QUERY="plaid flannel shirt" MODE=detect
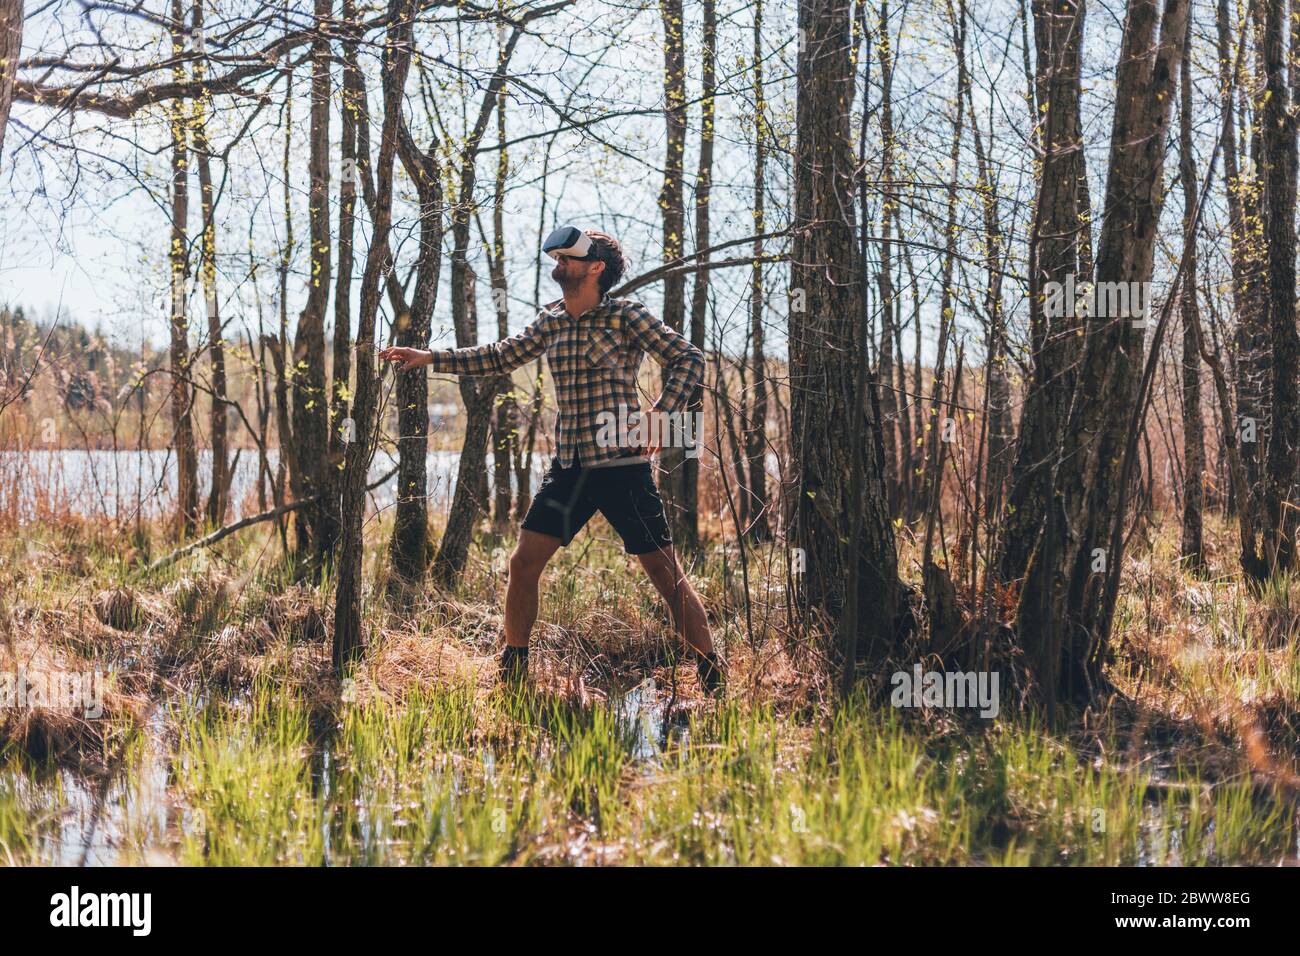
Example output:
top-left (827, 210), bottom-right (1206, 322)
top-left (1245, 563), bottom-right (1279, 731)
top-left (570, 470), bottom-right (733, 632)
top-left (428, 294), bottom-right (704, 467)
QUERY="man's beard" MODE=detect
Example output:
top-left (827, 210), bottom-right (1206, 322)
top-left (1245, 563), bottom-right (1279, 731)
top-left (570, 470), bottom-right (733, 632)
top-left (552, 262), bottom-right (578, 290)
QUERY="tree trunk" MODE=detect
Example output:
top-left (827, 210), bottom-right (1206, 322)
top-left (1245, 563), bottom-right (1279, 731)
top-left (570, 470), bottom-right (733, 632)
top-left (999, 0), bottom-right (1091, 584)
top-left (167, 1), bottom-right (198, 538)
top-left (274, 62), bottom-right (299, 517)
top-left (792, 0), bottom-right (899, 673)
top-left (436, 383), bottom-right (496, 585)
top-left (292, 0), bottom-right (334, 568)
top-left (874, 0), bottom-right (901, 512)
top-left (1178, 13), bottom-right (1205, 569)
top-left (490, 88), bottom-right (516, 530)
top-left (0, 0), bottom-right (23, 171)
top-left (335, 0), bottom-right (414, 673)
top-left (917, 2), bottom-right (966, 563)
top-left (1259, 0), bottom-right (1300, 571)
top-left (744, 0), bottom-right (771, 541)
top-left (966, 70), bottom-right (1011, 515)
top-left (1220, 0), bottom-right (1269, 530)
top-left (192, 0), bottom-right (229, 527)
top-left (329, 0), bottom-right (360, 558)
top-left (430, 27), bottom-right (524, 586)
top-left (677, 0), bottom-right (715, 553)
top-left (657, 0), bottom-right (690, 539)
top-left (389, 112), bottom-right (443, 580)
top-left (1017, 0), bottom-right (1189, 711)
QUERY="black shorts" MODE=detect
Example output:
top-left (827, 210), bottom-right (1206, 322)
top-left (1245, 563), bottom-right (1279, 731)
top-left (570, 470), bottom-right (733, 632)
top-left (521, 457), bottom-right (673, 555)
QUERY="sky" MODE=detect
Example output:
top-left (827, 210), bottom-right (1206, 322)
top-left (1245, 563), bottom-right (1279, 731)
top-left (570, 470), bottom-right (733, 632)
top-left (0, 0), bottom-right (1228, 373)
top-left (1, 0), bottom-right (799, 359)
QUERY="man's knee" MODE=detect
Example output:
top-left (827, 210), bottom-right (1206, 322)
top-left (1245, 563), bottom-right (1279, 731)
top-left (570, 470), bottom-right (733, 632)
top-left (641, 556), bottom-right (682, 595)
top-left (509, 545), bottom-right (550, 581)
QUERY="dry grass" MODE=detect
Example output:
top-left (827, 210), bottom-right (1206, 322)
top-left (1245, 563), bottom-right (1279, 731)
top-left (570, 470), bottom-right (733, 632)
top-left (0, 504), bottom-right (1296, 865)
top-left (0, 623), bottom-right (145, 770)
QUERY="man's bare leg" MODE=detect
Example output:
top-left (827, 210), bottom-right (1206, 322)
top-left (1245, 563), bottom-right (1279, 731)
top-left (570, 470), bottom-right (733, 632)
top-left (636, 546), bottom-right (714, 656)
top-left (504, 529), bottom-right (563, 648)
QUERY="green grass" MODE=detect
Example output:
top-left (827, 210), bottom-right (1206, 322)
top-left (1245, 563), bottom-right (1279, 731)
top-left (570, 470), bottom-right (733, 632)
top-left (1, 513), bottom-right (1297, 866)
top-left (0, 755), bottom-right (65, 865)
top-left (174, 683), bottom-right (325, 866)
top-left (135, 680), bottom-right (1298, 866)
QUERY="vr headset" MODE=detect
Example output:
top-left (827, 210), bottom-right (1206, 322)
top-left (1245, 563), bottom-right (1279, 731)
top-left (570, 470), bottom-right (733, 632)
top-left (543, 225), bottom-right (599, 261)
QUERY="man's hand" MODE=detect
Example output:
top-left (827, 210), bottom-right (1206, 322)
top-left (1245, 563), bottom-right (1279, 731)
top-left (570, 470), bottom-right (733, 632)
top-left (378, 346), bottom-right (432, 371)
top-left (638, 408), bottom-right (669, 458)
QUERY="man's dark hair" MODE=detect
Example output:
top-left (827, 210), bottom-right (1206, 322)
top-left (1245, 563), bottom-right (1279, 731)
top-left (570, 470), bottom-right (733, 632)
top-left (587, 231), bottom-right (626, 294)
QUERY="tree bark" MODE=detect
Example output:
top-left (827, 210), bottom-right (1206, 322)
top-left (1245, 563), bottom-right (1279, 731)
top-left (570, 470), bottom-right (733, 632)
top-left (999, 0), bottom-right (1091, 584)
top-left (0, 0), bottom-right (23, 171)
top-left (274, 59), bottom-right (299, 517)
top-left (329, 0), bottom-right (360, 546)
top-left (430, 26), bottom-right (525, 586)
top-left (388, 108), bottom-right (443, 580)
top-left (1221, 0), bottom-right (1269, 528)
top-left (1178, 12), bottom-right (1205, 569)
top-left (874, 0), bottom-right (901, 513)
top-left (966, 65), bottom-right (1011, 515)
top-left (676, 0), bottom-right (715, 553)
top-left (657, 0), bottom-right (690, 539)
top-left (1018, 0), bottom-right (1189, 711)
top-left (792, 0), bottom-right (899, 674)
top-left (744, 0), bottom-right (771, 541)
top-left (334, 0), bottom-right (414, 673)
top-left (192, 0), bottom-right (229, 528)
top-left (291, 0), bottom-right (334, 568)
top-left (167, 0), bottom-right (198, 538)
top-left (1259, 0), bottom-right (1300, 571)
top-left (490, 87), bottom-right (516, 530)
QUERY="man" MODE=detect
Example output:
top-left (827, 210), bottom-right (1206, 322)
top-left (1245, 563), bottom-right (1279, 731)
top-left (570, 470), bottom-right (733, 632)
top-left (379, 227), bottom-right (723, 694)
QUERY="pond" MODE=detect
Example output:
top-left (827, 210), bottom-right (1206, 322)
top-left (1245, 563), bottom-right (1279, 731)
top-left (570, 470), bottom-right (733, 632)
top-left (0, 448), bottom-right (547, 522)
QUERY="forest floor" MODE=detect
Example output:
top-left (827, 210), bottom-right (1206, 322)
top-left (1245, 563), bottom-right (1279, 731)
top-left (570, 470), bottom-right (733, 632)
top-left (1, 510), bottom-right (1298, 865)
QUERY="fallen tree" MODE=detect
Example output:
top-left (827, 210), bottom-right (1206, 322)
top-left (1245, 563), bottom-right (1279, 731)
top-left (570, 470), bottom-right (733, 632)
top-left (145, 465), bottom-right (398, 574)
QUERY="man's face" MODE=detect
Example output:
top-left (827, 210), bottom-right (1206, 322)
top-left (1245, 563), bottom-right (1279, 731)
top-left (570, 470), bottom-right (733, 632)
top-left (551, 254), bottom-right (600, 291)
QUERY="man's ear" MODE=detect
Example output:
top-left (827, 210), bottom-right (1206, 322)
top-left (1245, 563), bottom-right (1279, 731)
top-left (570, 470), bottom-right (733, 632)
top-left (589, 260), bottom-right (606, 281)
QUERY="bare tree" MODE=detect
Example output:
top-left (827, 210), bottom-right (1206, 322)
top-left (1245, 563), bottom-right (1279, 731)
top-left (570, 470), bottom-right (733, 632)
top-left (999, 0), bottom-right (1092, 584)
top-left (192, 0), bottom-right (230, 526)
top-left (658, 0), bottom-right (690, 539)
top-left (744, 0), bottom-right (771, 541)
top-left (1178, 11), bottom-right (1205, 569)
top-left (1220, 0), bottom-right (1268, 529)
top-left (291, 0), bottom-right (336, 568)
top-left (489, 72), bottom-right (516, 531)
top-left (792, 0), bottom-right (900, 681)
top-left (676, 0), bottom-right (716, 553)
top-left (431, 18), bottom-right (533, 586)
top-left (335, 0), bottom-right (415, 672)
top-left (874, 0), bottom-right (901, 512)
top-left (167, 0), bottom-right (199, 537)
top-left (329, 0), bottom-right (362, 540)
top-left (1018, 0), bottom-right (1190, 710)
top-left (387, 84), bottom-right (443, 581)
top-left (1258, 0), bottom-right (1300, 571)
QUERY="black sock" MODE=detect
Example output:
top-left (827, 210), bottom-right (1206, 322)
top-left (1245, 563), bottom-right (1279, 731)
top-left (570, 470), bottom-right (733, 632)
top-left (697, 651), bottom-right (722, 692)
top-left (498, 646), bottom-right (529, 685)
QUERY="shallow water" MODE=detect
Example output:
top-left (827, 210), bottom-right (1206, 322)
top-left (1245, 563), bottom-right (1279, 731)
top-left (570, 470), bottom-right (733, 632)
top-left (0, 448), bottom-right (544, 522)
top-left (25, 677), bottom-right (693, 865)
top-left (616, 678), bottom-right (690, 763)
top-left (51, 707), bottom-right (180, 866)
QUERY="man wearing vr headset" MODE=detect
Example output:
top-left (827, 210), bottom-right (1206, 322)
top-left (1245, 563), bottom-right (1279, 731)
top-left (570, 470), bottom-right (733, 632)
top-left (379, 227), bottom-right (722, 695)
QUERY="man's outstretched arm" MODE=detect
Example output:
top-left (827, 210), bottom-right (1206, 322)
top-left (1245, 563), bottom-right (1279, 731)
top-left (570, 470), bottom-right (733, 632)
top-left (380, 315), bottom-right (547, 375)
top-left (624, 302), bottom-right (705, 413)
